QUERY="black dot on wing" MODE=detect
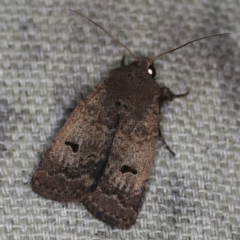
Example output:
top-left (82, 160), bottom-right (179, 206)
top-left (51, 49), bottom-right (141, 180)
top-left (65, 141), bottom-right (79, 153)
top-left (120, 165), bottom-right (137, 175)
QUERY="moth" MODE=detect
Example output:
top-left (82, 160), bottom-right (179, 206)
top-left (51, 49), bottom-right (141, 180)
top-left (31, 10), bottom-right (229, 229)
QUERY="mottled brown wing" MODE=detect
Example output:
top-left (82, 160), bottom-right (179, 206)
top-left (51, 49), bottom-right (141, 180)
top-left (82, 100), bottom-right (160, 229)
top-left (32, 80), bottom-right (120, 202)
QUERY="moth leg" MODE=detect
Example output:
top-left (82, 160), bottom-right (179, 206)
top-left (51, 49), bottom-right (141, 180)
top-left (159, 87), bottom-right (189, 102)
top-left (159, 128), bottom-right (176, 156)
top-left (158, 87), bottom-right (188, 156)
top-left (121, 55), bottom-right (125, 66)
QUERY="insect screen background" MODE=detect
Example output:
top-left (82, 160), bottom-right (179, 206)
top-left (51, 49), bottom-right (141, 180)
top-left (0, 0), bottom-right (239, 239)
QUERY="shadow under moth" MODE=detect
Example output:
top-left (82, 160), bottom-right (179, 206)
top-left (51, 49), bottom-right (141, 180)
top-left (31, 10), bottom-right (229, 229)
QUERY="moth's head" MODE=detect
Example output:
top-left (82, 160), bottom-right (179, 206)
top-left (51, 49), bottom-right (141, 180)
top-left (131, 57), bottom-right (156, 79)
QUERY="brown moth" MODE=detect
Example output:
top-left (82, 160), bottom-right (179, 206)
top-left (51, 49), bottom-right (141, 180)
top-left (31, 10), bottom-right (229, 229)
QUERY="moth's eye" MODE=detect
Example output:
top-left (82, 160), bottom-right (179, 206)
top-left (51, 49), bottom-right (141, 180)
top-left (148, 69), bottom-right (153, 75)
top-left (148, 64), bottom-right (156, 78)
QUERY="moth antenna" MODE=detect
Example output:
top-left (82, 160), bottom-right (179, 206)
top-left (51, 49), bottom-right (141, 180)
top-left (68, 9), bottom-right (138, 60)
top-left (150, 33), bottom-right (230, 64)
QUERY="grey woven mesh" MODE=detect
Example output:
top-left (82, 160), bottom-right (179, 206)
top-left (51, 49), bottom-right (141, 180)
top-left (1, 1), bottom-right (239, 239)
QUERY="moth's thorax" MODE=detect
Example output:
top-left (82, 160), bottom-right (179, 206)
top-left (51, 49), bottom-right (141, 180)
top-left (105, 59), bottom-right (160, 119)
